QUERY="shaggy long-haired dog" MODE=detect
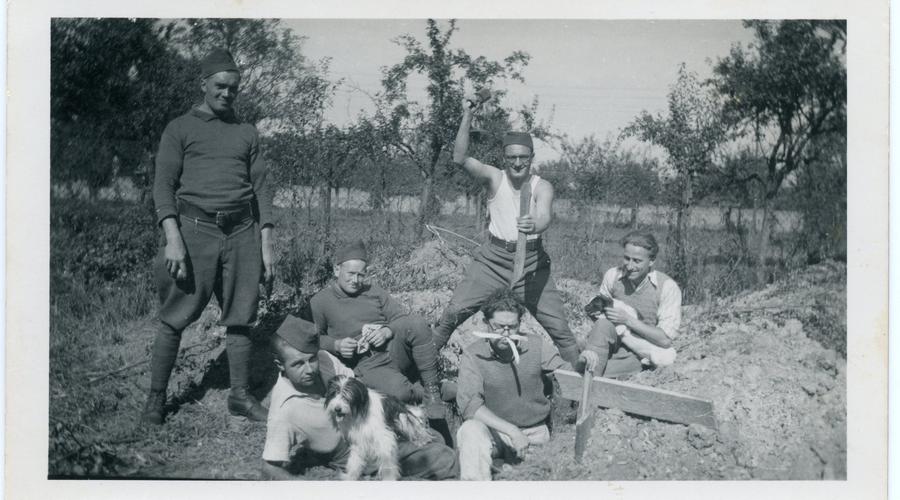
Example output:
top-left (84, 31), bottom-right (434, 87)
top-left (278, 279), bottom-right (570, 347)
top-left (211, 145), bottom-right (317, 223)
top-left (324, 376), bottom-right (432, 480)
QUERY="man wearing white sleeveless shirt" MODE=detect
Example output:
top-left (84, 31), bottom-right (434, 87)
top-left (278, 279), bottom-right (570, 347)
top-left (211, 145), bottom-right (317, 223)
top-left (432, 95), bottom-right (580, 365)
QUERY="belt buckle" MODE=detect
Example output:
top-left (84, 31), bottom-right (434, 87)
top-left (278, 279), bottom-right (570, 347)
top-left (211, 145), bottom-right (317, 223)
top-left (215, 211), bottom-right (228, 229)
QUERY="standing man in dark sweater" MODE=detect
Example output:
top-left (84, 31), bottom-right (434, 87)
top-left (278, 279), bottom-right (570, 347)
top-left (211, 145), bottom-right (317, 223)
top-left (310, 240), bottom-right (451, 444)
top-left (141, 48), bottom-right (275, 424)
top-left (455, 289), bottom-right (600, 480)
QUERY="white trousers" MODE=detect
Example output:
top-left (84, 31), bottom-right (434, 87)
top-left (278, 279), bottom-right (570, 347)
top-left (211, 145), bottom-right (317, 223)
top-left (456, 419), bottom-right (550, 480)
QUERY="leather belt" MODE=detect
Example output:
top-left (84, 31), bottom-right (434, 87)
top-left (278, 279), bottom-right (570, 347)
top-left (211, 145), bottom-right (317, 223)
top-left (177, 199), bottom-right (254, 229)
top-left (489, 234), bottom-right (541, 252)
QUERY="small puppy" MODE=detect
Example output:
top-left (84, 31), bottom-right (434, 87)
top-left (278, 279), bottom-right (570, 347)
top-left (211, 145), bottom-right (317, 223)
top-left (585, 295), bottom-right (677, 367)
top-left (324, 376), bottom-right (432, 480)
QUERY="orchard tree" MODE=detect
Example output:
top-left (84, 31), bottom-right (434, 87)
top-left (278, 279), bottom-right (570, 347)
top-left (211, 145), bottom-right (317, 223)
top-left (379, 19), bottom-right (531, 238)
top-left (712, 20), bottom-right (846, 282)
top-left (623, 64), bottom-right (731, 285)
top-left (167, 18), bottom-right (335, 130)
top-left (266, 124), bottom-right (364, 252)
top-left (51, 18), bottom-right (195, 196)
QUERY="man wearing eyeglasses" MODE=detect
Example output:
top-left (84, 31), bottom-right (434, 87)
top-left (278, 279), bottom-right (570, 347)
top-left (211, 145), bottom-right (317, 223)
top-left (455, 289), bottom-right (599, 480)
top-left (432, 95), bottom-right (581, 366)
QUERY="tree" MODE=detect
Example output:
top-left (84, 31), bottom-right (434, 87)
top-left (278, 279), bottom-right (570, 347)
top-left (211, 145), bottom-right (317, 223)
top-left (623, 64), bottom-right (731, 285)
top-left (166, 18), bottom-right (335, 131)
top-left (712, 20), bottom-right (846, 282)
top-left (266, 124), bottom-right (363, 253)
top-left (51, 18), bottom-right (196, 196)
top-left (379, 19), bottom-right (531, 238)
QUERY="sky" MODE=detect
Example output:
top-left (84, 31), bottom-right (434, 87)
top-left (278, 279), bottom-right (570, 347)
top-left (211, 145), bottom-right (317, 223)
top-left (284, 19), bottom-right (756, 163)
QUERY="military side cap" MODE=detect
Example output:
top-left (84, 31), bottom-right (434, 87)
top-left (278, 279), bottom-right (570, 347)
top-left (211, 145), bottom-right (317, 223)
top-left (201, 48), bottom-right (239, 78)
top-left (335, 239), bottom-right (368, 265)
top-left (502, 131), bottom-right (534, 150)
top-left (275, 315), bottom-right (319, 354)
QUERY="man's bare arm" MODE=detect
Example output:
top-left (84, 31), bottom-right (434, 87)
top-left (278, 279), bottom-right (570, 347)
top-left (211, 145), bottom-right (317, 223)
top-left (261, 460), bottom-right (298, 480)
top-left (517, 179), bottom-right (555, 235)
top-left (453, 97), bottom-right (500, 187)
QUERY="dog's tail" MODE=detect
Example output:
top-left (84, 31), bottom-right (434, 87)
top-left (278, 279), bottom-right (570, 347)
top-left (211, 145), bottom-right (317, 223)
top-left (395, 406), bottom-right (433, 447)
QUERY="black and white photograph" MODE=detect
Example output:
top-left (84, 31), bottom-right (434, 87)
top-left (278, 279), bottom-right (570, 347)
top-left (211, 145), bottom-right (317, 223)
top-left (6, 1), bottom-right (889, 499)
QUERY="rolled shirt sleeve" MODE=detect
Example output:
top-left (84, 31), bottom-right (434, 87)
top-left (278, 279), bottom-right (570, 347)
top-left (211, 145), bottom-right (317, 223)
top-left (656, 278), bottom-right (683, 339)
top-left (456, 351), bottom-right (486, 420)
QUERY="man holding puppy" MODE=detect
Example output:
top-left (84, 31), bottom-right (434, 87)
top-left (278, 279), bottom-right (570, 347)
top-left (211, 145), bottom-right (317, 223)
top-left (586, 231), bottom-right (682, 378)
top-left (310, 240), bottom-right (451, 442)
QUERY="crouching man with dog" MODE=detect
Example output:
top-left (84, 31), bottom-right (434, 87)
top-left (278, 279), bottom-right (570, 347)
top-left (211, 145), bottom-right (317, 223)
top-left (262, 316), bottom-right (458, 480)
top-left (455, 289), bottom-right (601, 480)
top-left (584, 231), bottom-right (682, 378)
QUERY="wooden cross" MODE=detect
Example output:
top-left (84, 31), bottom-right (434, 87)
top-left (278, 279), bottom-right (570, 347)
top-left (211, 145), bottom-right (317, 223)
top-left (554, 369), bottom-right (718, 429)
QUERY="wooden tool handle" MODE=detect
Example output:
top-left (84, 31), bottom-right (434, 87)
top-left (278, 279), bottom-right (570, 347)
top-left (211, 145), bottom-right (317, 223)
top-left (509, 181), bottom-right (532, 287)
top-left (577, 369), bottom-right (595, 422)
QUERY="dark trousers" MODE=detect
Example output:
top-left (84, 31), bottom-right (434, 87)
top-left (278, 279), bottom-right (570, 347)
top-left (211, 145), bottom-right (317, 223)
top-left (149, 215), bottom-right (262, 392)
top-left (326, 429), bottom-right (459, 480)
top-left (352, 315), bottom-right (439, 403)
top-left (588, 318), bottom-right (644, 379)
top-left (433, 241), bottom-right (580, 364)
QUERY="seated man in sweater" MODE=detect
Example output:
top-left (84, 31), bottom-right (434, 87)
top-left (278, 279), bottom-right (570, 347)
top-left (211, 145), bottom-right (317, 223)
top-left (310, 240), bottom-right (451, 443)
top-left (455, 289), bottom-right (600, 480)
top-left (587, 231), bottom-right (682, 378)
top-left (262, 315), bottom-right (458, 480)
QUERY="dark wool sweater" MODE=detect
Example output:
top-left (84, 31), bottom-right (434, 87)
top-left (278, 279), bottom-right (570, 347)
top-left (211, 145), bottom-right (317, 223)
top-left (457, 336), bottom-right (570, 428)
top-left (310, 282), bottom-right (409, 356)
top-left (153, 107), bottom-right (274, 226)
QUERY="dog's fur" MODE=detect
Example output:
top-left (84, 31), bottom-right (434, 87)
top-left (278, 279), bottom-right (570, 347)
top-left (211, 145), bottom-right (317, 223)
top-left (324, 376), bottom-right (432, 480)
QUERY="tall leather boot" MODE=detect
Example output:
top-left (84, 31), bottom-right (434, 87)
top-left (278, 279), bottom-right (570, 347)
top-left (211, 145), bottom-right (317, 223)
top-left (225, 328), bottom-right (267, 422)
top-left (227, 386), bottom-right (268, 422)
top-left (425, 382), bottom-right (453, 447)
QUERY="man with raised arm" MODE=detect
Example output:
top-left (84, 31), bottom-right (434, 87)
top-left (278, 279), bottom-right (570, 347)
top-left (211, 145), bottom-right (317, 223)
top-left (432, 94), bottom-right (580, 365)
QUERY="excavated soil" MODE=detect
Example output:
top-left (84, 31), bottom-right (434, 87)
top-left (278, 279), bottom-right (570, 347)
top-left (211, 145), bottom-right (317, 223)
top-left (51, 239), bottom-right (846, 481)
top-left (391, 243), bottom-right (846, 480)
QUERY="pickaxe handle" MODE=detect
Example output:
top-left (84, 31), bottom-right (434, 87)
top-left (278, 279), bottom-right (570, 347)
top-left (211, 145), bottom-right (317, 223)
top-left (510, 180), bottom-right (532, 287)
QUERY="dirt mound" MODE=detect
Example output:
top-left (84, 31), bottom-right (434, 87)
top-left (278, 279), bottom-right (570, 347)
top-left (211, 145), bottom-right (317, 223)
top-left (401, 259), bottom-right (846, 480)
top-left (55, 224), bottom-right (844, 481)
top-left (493, 261), bottom-right (847, 480)
top-left (383, 238), bottom-right (473, 292)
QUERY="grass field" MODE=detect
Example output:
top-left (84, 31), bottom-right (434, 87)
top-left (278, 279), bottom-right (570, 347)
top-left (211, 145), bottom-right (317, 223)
top-left (48, 198), bottom-right (842, 480)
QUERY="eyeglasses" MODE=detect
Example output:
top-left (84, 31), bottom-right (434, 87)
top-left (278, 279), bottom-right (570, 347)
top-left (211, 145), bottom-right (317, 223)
top-left (504, 155), bottom-right (531, 163)
top-left (489, 321), bottom-right (520, 332)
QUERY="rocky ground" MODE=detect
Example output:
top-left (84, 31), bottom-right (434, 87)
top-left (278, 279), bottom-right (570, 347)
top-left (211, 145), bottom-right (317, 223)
top-left (49, 240), bottom-right (846, 480)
